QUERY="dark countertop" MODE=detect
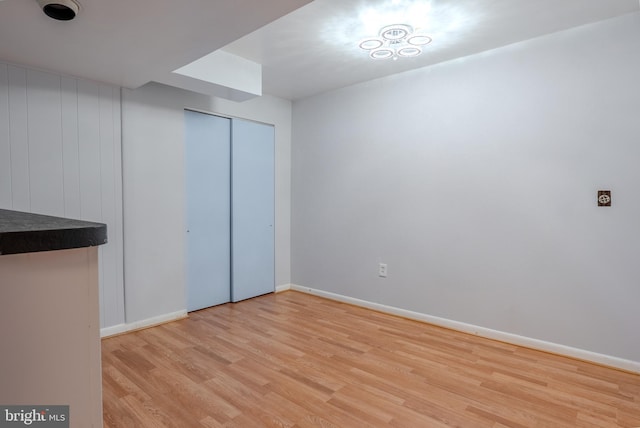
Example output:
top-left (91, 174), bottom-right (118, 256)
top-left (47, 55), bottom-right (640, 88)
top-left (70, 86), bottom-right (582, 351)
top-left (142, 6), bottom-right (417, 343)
top-left (0, 209), bottom-right (107, 256)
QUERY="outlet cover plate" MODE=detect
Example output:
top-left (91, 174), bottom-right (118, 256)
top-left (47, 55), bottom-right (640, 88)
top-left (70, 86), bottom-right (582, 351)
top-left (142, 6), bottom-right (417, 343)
top-left (378, 263), bottom-right (388, 278)
top-left (598, 190), bottom-right (611, 207)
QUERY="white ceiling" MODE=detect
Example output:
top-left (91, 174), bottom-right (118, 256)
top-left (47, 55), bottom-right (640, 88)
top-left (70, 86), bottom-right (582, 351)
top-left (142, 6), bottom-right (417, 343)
top-left (0, 0), bottom-right (638, 101)
top-left (0, 0), bottom-right (310, 89)
top-left (223, 0), bottom-right (639, 100)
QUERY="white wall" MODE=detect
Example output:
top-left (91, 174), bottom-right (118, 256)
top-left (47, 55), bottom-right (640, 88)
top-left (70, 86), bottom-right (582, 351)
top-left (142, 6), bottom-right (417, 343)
top-left (122, 83), bottom-right (292, 324)
top-left (291, 13), bottom-right (640, 363)
top-left (0, 61), bottom-right (124, 329)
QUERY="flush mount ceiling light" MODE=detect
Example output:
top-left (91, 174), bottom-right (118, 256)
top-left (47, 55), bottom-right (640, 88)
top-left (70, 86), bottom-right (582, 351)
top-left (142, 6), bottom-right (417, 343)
top-left (359, 23), bottom-right (432, 60)
top-left (37, 0), bottom-right (80, 21)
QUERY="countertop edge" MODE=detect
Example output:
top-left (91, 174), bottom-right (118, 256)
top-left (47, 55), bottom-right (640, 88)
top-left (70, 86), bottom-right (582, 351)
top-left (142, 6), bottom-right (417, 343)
top-left (0, 209), bottom-right (108, 256)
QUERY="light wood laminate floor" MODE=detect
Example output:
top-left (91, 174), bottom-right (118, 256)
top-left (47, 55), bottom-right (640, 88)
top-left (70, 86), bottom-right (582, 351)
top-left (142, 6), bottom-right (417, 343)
top-left (102, 291), bottom-right (640, 427)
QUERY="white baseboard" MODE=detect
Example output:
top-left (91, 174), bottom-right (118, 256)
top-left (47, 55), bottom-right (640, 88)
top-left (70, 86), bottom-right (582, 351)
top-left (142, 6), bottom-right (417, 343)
top-left (276, 283), bottom-right (292, 293)
top-left (101, 310), bottom-right (188, 338)
top-left (100, 284), bottom-right (293, 338)
top-left (289, 284), bottom-right (640, 374)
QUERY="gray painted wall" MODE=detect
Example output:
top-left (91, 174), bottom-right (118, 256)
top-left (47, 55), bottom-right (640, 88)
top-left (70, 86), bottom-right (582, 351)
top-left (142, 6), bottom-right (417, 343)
top-left (291, 12), bottom-right (640, 362)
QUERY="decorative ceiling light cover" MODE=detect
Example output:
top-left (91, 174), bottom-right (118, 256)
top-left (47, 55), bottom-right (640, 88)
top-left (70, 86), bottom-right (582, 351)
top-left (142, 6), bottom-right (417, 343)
top-left (359, 24), bottom-right (432, 60)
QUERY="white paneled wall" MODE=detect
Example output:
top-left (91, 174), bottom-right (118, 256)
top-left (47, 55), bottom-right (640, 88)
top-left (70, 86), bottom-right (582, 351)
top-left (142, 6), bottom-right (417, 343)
top-left (0, 61), bottom-right (124, 328)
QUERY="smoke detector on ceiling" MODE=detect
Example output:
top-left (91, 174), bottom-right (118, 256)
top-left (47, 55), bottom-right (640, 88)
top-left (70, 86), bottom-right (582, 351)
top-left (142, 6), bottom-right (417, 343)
top-left (37, 0), bottom-right (80, 21)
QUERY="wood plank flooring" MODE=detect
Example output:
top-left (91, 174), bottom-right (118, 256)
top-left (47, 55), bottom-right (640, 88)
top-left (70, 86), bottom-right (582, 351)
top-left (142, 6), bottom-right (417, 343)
top-left (102, 291), bottom-right (640, 427)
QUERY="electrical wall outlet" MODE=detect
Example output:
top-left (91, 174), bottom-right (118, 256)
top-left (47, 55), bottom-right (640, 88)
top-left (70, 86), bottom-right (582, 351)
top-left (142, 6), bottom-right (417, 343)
top-left (378, 263), bottom-right (388, 278)
top-left (597, 190), bottom-right (611, 207)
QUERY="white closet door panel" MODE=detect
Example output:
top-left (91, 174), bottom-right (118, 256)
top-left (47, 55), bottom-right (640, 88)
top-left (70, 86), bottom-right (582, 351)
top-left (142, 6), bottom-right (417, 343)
top-left (27, 69), bottom-right (64, 217)
top-left (231, 119), bottom-right (275, 302)
top-left (0, 64), bottom-right (10, 207)
top-left (7, 66), bottom-right (30, 212)
top-left (185, 110), bottom-right (231, 311)
top-left (61, 77), bottom-right (81, 218)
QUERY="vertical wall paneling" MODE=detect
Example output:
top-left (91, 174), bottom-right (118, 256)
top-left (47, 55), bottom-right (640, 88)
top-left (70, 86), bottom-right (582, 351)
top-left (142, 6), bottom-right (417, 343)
top-left (77, 80), bottom-right (102, 221)
top-left (26, 69), bottom-right (64, 217)
top-left (0, 64), bottom-right (11, 206)
top-left (7, 66), bottom-right (30, 212)
top-left (99, 84), bottom-right (121, 327)
top-left (61, 77), bottom-right (81, 218)
top-left (0, 61), bottom-right (124, 329)
top-left (111, 88), bottom-right (124, 327)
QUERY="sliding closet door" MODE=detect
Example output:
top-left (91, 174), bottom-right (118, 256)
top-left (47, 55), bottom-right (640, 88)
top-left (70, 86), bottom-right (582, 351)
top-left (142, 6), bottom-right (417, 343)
top-left (185, 110), bottom-right (231, 311)
top-left (231, 119), bottom-right (275, 302)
